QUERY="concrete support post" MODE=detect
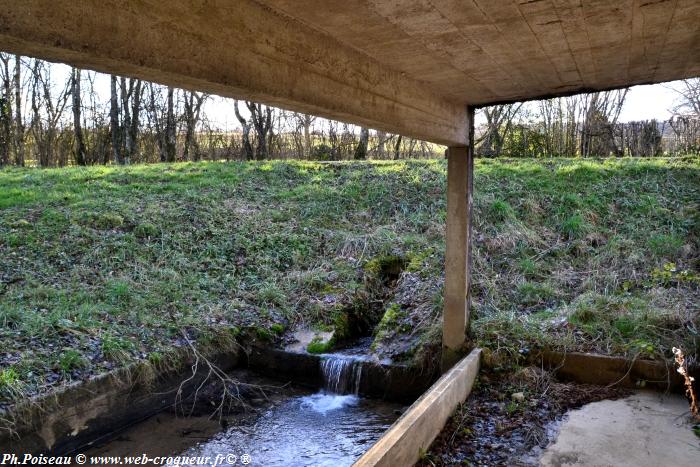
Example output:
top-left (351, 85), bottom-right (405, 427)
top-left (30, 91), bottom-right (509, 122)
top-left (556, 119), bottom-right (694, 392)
top-left (442, 107), bottom-right (474, 371)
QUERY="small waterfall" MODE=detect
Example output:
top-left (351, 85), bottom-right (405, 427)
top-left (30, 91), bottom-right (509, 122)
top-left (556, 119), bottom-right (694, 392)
top-left (321, 355), bottom-right (363, 395)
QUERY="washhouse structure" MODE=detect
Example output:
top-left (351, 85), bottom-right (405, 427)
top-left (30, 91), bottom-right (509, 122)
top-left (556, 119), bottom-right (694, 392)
top-left (0, 0), bottom-right (698, 384)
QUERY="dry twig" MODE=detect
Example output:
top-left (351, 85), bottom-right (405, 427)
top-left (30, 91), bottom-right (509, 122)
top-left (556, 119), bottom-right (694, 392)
top-left (673, 347), bottom-right (699, 420)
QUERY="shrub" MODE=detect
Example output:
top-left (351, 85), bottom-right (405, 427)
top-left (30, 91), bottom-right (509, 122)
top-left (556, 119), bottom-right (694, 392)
top-left (310, 144), bottom-right (334, 161)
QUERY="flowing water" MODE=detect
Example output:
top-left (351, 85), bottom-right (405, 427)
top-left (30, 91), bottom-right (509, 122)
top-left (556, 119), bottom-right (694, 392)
top-left (174, 392), bottom-right (398, 466)
top-left (87, 354), bottom-right (404, 467)
top-left (320, 355), bottom-right (364, 395)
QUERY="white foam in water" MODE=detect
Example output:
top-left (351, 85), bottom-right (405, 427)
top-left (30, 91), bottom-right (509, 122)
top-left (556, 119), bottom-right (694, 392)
top-left (300, 393), bottom-right (359, 415)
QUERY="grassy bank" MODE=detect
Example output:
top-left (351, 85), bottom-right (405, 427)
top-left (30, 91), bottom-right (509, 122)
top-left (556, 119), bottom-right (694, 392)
top-left (0, 157), bottom-right (698, 405)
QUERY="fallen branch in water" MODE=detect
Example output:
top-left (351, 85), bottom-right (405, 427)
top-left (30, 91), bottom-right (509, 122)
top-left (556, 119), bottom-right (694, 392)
top-left (171, 323), bottom-right (270, 422)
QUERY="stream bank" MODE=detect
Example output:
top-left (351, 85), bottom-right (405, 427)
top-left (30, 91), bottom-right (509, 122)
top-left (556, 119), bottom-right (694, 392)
top-left (0, 338), bottom-right (430, 464)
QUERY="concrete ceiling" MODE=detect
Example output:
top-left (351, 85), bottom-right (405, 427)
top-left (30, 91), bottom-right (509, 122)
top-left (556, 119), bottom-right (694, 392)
top-left (0, 0), bottom-right (698, 145)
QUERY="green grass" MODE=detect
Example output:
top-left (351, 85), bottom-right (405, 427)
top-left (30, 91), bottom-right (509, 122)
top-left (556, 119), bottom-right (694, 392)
top-left (0, 157), bottom-right (698, 404)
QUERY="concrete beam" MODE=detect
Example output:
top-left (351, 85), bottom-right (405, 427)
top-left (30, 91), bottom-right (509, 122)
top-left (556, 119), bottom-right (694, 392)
top-left (442, 108), bottom-right (474, 369)
top-left (354, 348), bottom-right (481, 467)
top-left (0, 0), bottom-right (468, 146)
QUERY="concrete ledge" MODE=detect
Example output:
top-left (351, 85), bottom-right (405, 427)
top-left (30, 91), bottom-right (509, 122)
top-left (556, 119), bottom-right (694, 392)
top-left (247, 347), bottom-right (437, 403)
top-left (354, 348), bottom-right (482, 467)
top-left (535, 351), bottom-right (691, 392)
top-left (0, 349), bottom-right (240, 455)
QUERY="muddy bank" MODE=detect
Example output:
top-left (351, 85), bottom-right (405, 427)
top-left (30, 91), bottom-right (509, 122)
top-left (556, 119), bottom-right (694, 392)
top-left (419, 367), bottom-right (630, 466)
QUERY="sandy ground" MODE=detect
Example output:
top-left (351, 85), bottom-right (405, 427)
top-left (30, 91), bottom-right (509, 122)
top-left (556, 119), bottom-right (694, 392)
top-left (540, 391), bottom-right (699, 467)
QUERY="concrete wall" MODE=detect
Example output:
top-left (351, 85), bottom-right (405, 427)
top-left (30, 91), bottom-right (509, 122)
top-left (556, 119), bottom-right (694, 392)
top-left (0, 349), bottom-right (240, 455)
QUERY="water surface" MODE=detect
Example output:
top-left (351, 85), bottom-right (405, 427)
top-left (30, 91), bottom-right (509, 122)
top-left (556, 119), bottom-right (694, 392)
top-left (176, 391), bottom-right (401, 466)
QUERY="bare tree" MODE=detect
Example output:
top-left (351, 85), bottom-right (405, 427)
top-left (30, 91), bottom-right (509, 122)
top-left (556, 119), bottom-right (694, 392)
top-left (579, 89), bottom-right (627, 157)
top-left (234, 101), bottom-right (273, 160)
top-left (476, 103), bottom-right (523, 157)
top-left (248, 102), bottom-right (273, 160)
top-left (30, 60), bottom-right (71, 166)
top-left (13, 55), bottom-right (24, 166)
top-left (327, 120), bottom-right (340, 160)
top-left (83, 71), bottom-right (110, 164)
top-left (165, 87), bottom-right (176, 162)
top-left (119, 77), bottom-right (143, 163)
top-left (183, 91), bottom-right (206, 161)
top-left (671, 79), bottom-right (700, 117)
top-left (0, 54), bottom-right (11, 166)
top-left (146, 83), bottom-right (167, 163)
top-left (296, 113), bottom-right (315, 159)
top-left (353, 127), bottom-right (369, 160)
top-left (71, 68), bottom-right (86, 165)
top-left (374, 130), bottom-right (388, 159)
top-left (110, 75), bottom-right (123, 164)
top-left (234, 100), bottom-right (253, 160)
top-left (393, 135), bottom-right (403, 160)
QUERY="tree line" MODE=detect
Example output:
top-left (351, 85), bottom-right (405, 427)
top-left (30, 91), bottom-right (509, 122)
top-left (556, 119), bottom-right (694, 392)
top-left (0, 54), bottom-right (441, 167)
top-left (0, 53), bottom-right (698, 168)
top-left (477, 81), bottom-right (700, 158)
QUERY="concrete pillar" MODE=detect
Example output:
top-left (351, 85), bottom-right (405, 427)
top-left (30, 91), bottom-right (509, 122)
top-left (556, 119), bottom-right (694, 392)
top-left (442, 107), bottom-right (474, 371)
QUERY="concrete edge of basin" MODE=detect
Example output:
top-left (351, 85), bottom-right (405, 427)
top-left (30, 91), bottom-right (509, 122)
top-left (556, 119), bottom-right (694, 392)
top-left (246, 346), bottom-right (438, 402)
top-left (353, 348), bottom-right (482, 467)
top-left (0, 348), bottom-right (241, 455)
top-left (0, 342), bottom-right (439, 455)
top-left (532, 350), bottom-right (694, 392)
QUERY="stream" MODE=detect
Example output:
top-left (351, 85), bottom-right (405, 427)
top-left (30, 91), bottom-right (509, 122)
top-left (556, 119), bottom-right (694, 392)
top-left (86, 350), bottom-right (404, 466)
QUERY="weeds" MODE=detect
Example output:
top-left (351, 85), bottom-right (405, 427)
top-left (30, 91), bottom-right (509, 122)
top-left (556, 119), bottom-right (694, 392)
top-left (0, 157), bottom-right (698, 403)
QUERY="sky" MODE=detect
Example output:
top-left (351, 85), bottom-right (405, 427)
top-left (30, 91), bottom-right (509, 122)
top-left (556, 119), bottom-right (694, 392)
top-left (31, 61), bottom-right (688, 130)
top-left (204, 81), bottom-right (682, 128)
top-left (617, 82), bottom-right (677, 122)
top-left (201, 80), bottom-right (684, 128)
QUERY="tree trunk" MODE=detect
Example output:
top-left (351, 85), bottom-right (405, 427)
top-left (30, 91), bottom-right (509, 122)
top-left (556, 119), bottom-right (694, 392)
top-left (393, 134), bottom-right (403, 160)
top-left (120, 77), bottom-right (132, 163)
top-left (30, 61), bottom-right (49, 167)
top-left (376, 130), bottom-right (386, 159)
top-left (183, 91), bottom-right (204, 161)
top-left (110, 75), bottom-right (123, 164)
top-left (353, 127), bottom-right (369, 160)
top-left (147, 83), bottom-right (166, 163)
top-left (165, 87), bottom-right (176, 162)
top-left (0, 55), bottom-right (10, 166)
top-left (303, 114), bottom-right (312, 159)
top-left (247, 102), bottom-right (272, 160)
top-left (234, 101), bottom-right (254, 160)
top-left (72, 68), bottom-right (86, 165)
top-left (129, 80), bottom-right (142, 162)
top-left (13, 55), bottom-right (23, 166)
